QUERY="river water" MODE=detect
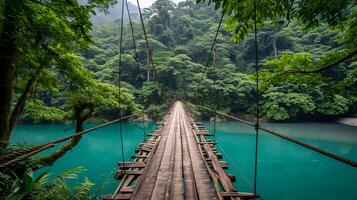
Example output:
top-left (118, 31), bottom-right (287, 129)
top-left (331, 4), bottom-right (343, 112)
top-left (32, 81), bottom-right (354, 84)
top-left (10, 121), bottom-right (357, 200)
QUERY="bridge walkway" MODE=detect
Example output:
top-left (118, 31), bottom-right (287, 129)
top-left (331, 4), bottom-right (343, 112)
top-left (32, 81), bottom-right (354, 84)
top-left (103, 101), bottom-right (256, 200)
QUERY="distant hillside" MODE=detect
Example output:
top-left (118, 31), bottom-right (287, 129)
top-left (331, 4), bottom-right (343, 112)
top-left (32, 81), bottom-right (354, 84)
top-left (91, 1), bottom-right (140, 24)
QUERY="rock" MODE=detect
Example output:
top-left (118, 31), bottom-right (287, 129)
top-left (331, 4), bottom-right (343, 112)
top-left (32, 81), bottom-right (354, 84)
top-left (337, 117), bottom-right (357, 127)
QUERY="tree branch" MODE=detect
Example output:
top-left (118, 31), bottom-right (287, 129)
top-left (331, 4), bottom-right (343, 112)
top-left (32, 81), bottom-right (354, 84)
top-left (26, 0), bottom-right (75, 19)
top-left (282, 48), bottom-right (357, 75)
top-left (9, 59), bottom-right (50, 132)
top-left (34, 135), bottom-right (82, 168)
top-left (82, 108), bottom-right (94, 121)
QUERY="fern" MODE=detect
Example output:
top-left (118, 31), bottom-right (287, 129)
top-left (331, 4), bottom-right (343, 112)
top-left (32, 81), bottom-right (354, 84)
top-left (73, 177), bottom-right (94, 200)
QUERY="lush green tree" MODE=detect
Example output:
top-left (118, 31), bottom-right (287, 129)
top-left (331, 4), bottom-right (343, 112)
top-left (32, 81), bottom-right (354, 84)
top-left (37, 79), bottom-right (138, 166)
top-left (0, 0), bottom-right (116, 147)
top-left (23, 100), bottom-right (65, 122)
top-left (263, 90), bottom-right (316, 120)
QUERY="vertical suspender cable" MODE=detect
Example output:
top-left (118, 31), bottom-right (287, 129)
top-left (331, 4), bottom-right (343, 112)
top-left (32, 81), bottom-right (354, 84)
top-left (125, 0), bottom-right (146, 139)
top-left (136, 0), bottom-right (165, 106)
top-left (253, 0), bottom-right (260, 197)
top-left (118, 0), bottom-right (126, 172)
top-left (212, 46), bottom-right (217, 142)
top-left (193, 12), bottom-right (224, 120)
top-left (136, 0), bottom-right (156, 80)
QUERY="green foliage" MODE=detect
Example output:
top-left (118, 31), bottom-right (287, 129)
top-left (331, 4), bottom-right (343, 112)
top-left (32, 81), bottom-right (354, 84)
top-left (146, 104), bottom-right (169, 121)
top-left (2, 167), bottom-right (95, 200)
top-left (11, 0), bottom-right (355, 125)
top-left (317, 95), bottom-right (350, 115)
top-left (263, 91), bottom-right (316, 120)
top-left (197, 0), bottom-right (354, 41)
top-left (67, 81), bottom-right (124, 113)
top-left (23, 100), bottom-right (65, 122)
top-left (142, 82), bottom-right (162, 106)
top-left (260, 49), bottom-right (354, 119)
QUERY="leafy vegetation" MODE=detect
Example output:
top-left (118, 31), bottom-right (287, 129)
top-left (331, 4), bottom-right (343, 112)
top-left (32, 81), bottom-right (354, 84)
top-left (82, 0), bottom-right (356, 121)
top-left (0, 0), bottom-right (356, 198)
top-left (1, 167), bottom-right (95, 200)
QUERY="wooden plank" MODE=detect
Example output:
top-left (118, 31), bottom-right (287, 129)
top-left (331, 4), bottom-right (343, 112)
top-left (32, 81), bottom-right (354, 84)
top-left (120, 186), bottom-right (134, 193)
top-left (196, 133), bottom-right (214, 136)
top-left (118, 170), bottom-right (143, 175)
top-left (109, 102), bottom-right (240, 200)
top-left (180, 104), bottom-right (218, 199)
top-left (132, 103), bottom-right (180, 199)
top-left (102, 194), bottom-right (131, 200)
top-left (146, 133), bottom-right (161, 137)
top-left (131, 155), bottom-right (148, 159)
top-left (151, 104), bottom-right (177, 199)
top-left (215, 152), bottom-right (223, 159)
top-left (227, 174), bottom-right (236, 182)
top-left (169, 109), bottom-right (184, 199)
top-left (221, 192), bottom-right (259, 198)
top-left (220, 161), bottom-right (228, 169)
top-left (180, 109), bottom-right (198, 200)
top-left (198, 141), bottom-right (217, 145)
top-left (118, 162), bottom-right (146, 168)
top-left (135, 146), bottom-right (152, 153)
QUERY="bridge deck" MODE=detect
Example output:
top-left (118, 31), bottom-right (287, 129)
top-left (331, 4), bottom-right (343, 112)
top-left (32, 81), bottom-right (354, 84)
top-left (103, 101), bottom-right (256, 200)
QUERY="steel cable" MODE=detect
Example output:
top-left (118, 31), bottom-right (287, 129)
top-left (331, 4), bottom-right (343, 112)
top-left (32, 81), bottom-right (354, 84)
top-left (125, 0), bottom-right (147, 139)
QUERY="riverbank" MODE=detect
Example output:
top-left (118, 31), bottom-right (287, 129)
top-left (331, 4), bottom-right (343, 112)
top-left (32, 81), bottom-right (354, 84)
top-left (337, 117), bottom-right (357, 127)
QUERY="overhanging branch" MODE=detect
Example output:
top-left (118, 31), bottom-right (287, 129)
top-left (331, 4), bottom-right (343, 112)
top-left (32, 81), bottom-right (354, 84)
top-left (283, 48), bottom-right (357, 75)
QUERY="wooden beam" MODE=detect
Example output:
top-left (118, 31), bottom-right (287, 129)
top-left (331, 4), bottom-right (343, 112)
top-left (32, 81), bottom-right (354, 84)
top-left (118, 162), bottom-right (146, 168)
top-left (198, 141), bottom-right (217, 145)
top-left (131, 155), bottom-right (148, 159)
top-left (227, 174), bottom-right (236, 182)
top-left (220, 161), bottom-right (228, 169)
top-left (221, 192), bottom-right (259, 199)
top-left (196, 133), bottom-right (214, 136)
top-left (101, 193), bottom-right (131, 200)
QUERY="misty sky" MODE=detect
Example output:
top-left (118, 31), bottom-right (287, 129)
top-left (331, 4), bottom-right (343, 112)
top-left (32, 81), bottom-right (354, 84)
top-left (128, 0), bottom-right (184, 8)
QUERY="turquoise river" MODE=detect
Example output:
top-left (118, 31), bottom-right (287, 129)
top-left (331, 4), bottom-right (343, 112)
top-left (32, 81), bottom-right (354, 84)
top-left (10, 121), bottom-right (357, 200)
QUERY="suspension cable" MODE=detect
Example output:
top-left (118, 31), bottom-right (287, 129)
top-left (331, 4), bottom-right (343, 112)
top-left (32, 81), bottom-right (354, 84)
top-left (212, 46), bottom-right (217, 142)
top-left (136, 0), bottom-right (156, 80)
top-left (253, 0), bottom-right (260, 197)
top-left (192, 104), bottom-right (357, 168)
top-left (215, 144), bottom-right (254, 190)
top-left (125, 0), bottom-right (146, 139)
top-left (118, 0), bottom-right (126, 172)
top-left (0, 114), bottom-right (136, 169)
top-left (193, 12), bottom-right (225, 107)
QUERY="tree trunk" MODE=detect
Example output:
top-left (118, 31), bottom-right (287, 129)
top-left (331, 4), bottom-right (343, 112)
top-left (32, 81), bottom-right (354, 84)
top-left (35, 119), bottom-right (84, 167)
top-left (35, 108), bottom-right (92, 167)
top-left (9, 63), bottom-right (47, 133)
top-left (0, 0), bottom-right (21, 148)
top-left (273, 27), bottom-right (278, 59)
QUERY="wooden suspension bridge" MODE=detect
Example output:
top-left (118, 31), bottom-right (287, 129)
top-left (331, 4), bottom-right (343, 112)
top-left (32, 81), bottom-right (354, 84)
top-left (1, 101), bottom-right (356, 200)
top-left (1, 1), bottom-right (356, 199)
top-left (102, 101), bottom-right (256, 200)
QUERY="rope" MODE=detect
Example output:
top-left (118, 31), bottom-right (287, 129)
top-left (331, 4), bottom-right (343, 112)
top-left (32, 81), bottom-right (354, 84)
top-left (0, 114), bottom-right (136, 169)
top-left (118, 0), bottom-right (126, 172)
top-left (193, 104), bottom-right (357, 168)
top-left (136, 0), bottom-right (156, 80)
top-left (212, 46), bottom-right (217, 142)
top-left (253, 0), bottom-right (260, 197)
top-left (193, 12), bottom-right (225, 106)
top-left (215, 144), bottom-right (254, 190)
top-left (125, 0), bottom-right (146, 139)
